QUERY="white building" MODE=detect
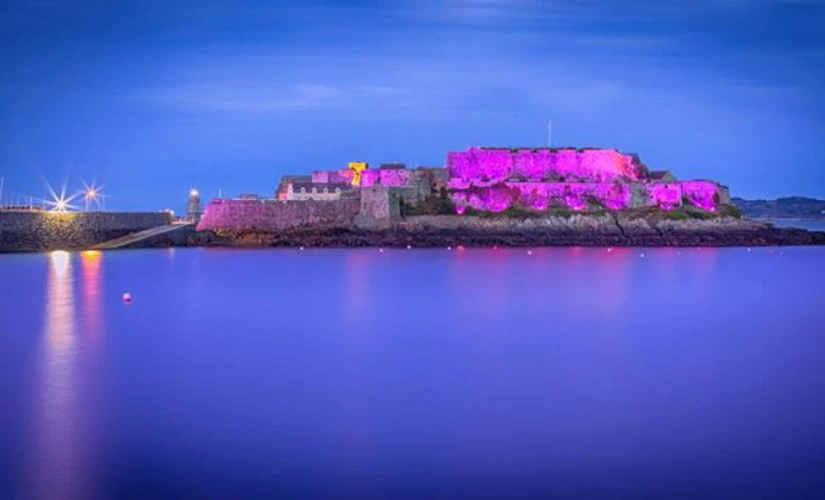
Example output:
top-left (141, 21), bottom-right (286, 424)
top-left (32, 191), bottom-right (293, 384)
top-left (286, 182), bottom-right (351, 201)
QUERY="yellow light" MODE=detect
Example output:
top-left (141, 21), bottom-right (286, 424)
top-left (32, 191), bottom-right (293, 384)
top-left (86, 189), bottom-right (97, 199)
top-left (190, 189), bottom-right (199, 197)
top-left (348, 162), bottom-right (368, 186)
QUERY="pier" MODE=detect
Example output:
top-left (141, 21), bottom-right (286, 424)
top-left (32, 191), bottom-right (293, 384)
top-left (92, 222), bottom-right (195, 250)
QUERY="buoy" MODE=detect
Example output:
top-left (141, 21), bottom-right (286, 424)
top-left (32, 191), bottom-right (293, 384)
top-left (299, 246), bottom-right (305, 251)
top-left (122, 292), bottom-right (132, 303)
top-left (406, 245), bottom-right (412, 250)
top-left (447, 246), bottom-right (452, 251)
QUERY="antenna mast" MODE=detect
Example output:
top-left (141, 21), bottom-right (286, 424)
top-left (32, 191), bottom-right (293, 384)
top-left (548, 120), bottom-right (552, 147)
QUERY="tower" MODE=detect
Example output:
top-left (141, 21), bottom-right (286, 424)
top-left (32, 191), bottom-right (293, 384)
top-left (187, 188), bottom-right (202, 223)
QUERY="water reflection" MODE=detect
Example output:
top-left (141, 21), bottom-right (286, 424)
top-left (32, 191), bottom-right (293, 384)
top-left (30, 251), bottom-right (103, 499)
top-left (80, 251), bottom-right (104, 348)
top-left (592, 247), bottom-right (632, 314)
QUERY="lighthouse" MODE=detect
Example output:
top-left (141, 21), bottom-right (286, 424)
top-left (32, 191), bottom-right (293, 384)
top-left (187, 188), bottom-right (202, 223)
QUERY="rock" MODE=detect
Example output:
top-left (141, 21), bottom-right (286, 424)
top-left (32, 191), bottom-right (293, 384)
top-left (203, 215), bottom-right (825, 248)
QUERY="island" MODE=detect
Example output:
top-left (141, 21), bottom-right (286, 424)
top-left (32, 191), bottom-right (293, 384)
top-left (194, 146), bottom-right (825, 248)
top-left (3, 146), bottom-right (824, 252)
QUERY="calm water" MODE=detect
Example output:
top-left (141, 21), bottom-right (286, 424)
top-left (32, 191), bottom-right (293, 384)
top-left (2, 247), bottom-right (825, 499)
top-left (768, 219), bottom-right (825, 231)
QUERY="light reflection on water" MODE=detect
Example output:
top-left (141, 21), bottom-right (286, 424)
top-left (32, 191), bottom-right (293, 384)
top-left (29, 250), bottom-right (105, 500)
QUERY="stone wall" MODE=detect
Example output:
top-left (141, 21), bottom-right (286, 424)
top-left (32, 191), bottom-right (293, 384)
top-left (0, 211), bottom-right (172, 252)
top-left (197, 199), bottom-right (361, 232)
top-left (447, 147), bottom-right (649, 186)
top-left (449, 180), bottom-right (729, 213)
top-left (445, 147), bottom-right (729, 213)
top-left (353, 187), bottom-right (401, 230)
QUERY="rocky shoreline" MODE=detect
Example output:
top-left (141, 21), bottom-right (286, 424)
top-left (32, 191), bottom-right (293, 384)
top-left (195, 214), bottom-right (825, 248)
top-left (4, 213), bottom-right (824, 252)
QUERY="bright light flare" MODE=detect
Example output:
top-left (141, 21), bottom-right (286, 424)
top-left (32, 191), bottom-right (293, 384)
top-left (81, 181), bottom-right (105, 211)
top-left (45, 180), bottom-right (79, 213)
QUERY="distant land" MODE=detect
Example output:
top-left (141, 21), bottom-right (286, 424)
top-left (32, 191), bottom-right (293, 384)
top-left (733, 197), bottom-right (825, 220)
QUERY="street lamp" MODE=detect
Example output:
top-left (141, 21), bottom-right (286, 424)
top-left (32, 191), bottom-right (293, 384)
top-left (82, 182), bottom-right (103, 211)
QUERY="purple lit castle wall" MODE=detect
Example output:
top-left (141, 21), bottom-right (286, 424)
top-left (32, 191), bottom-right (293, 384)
top-left (451, 182), bottom-right (633, 214)
top-left (447, 148), bottom-right (647, 188)
top-left (680, 181), bottom-right (724, 211)
top-left (360, 169), bottom-right (412, 188)
top-left (312, 169), bottom-right (413, 188)
top-left (313, 170), bottom-right (353, 185)
top-left (647, 183), bottom-right (682, 210)
top-left (198, 199), bottom-right (360, 232)
top-left (446, 147), bottom-right (729, 213)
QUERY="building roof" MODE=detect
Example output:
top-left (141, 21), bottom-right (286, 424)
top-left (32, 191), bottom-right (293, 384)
top-left (380, 163), bottom-right (406, 170)
top-left (649, 170), bottom-right (676, 181)
top-left (291, 182), bottom-right (351, 192)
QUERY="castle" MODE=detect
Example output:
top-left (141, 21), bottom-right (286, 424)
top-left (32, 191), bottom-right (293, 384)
top-left (446, 147), bottom-right (730, 213)
top-left (197, 146), bottom-right (732, 232)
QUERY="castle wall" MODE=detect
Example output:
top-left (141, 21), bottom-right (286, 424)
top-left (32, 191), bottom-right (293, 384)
top-left (197, 199), bottom-right (360, 232)
top-left (312, 170), bottom-right (353, 185)
top-left (353, 187), bottom-right (401, 230)
top-left (447, 148), bottom-right (648, 187)
top-left (0, 211), bottom-right (172, 252)
top-left (360, 169), bottom-right (412, 187)
top-left (450, 180), bottom-right (728, 213)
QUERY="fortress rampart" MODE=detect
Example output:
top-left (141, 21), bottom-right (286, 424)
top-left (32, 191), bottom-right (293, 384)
top-left (197, 198), bottom-right (361, 232)
top-left (447, 147), bottom-right (730, 213)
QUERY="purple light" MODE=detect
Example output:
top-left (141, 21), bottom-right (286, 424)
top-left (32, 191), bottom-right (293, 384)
top-left (446, 147), bottom-right (725, 214)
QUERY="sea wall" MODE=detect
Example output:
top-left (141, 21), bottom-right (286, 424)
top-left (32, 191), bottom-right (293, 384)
top-left (0, 211), bottom-right (172, 252)
top-left (197, 198), bottom-right (361, 232)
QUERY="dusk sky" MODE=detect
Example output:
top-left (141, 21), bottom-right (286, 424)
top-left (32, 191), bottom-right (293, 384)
top-left (1, 0), bottom-right (824, 211)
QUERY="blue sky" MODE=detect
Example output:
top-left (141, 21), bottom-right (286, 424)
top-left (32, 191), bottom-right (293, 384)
top-left (1, 0), bottom-right (824, 210)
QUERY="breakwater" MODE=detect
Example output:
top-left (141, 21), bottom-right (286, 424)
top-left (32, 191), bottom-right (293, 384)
top-left (0, 211), bottom-right (172, 252)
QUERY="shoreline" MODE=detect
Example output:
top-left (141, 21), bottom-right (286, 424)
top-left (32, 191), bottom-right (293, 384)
top-left (195, 214), bottom-right (825, 249)
top-left (3, 214), bottom-right (825, 253)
